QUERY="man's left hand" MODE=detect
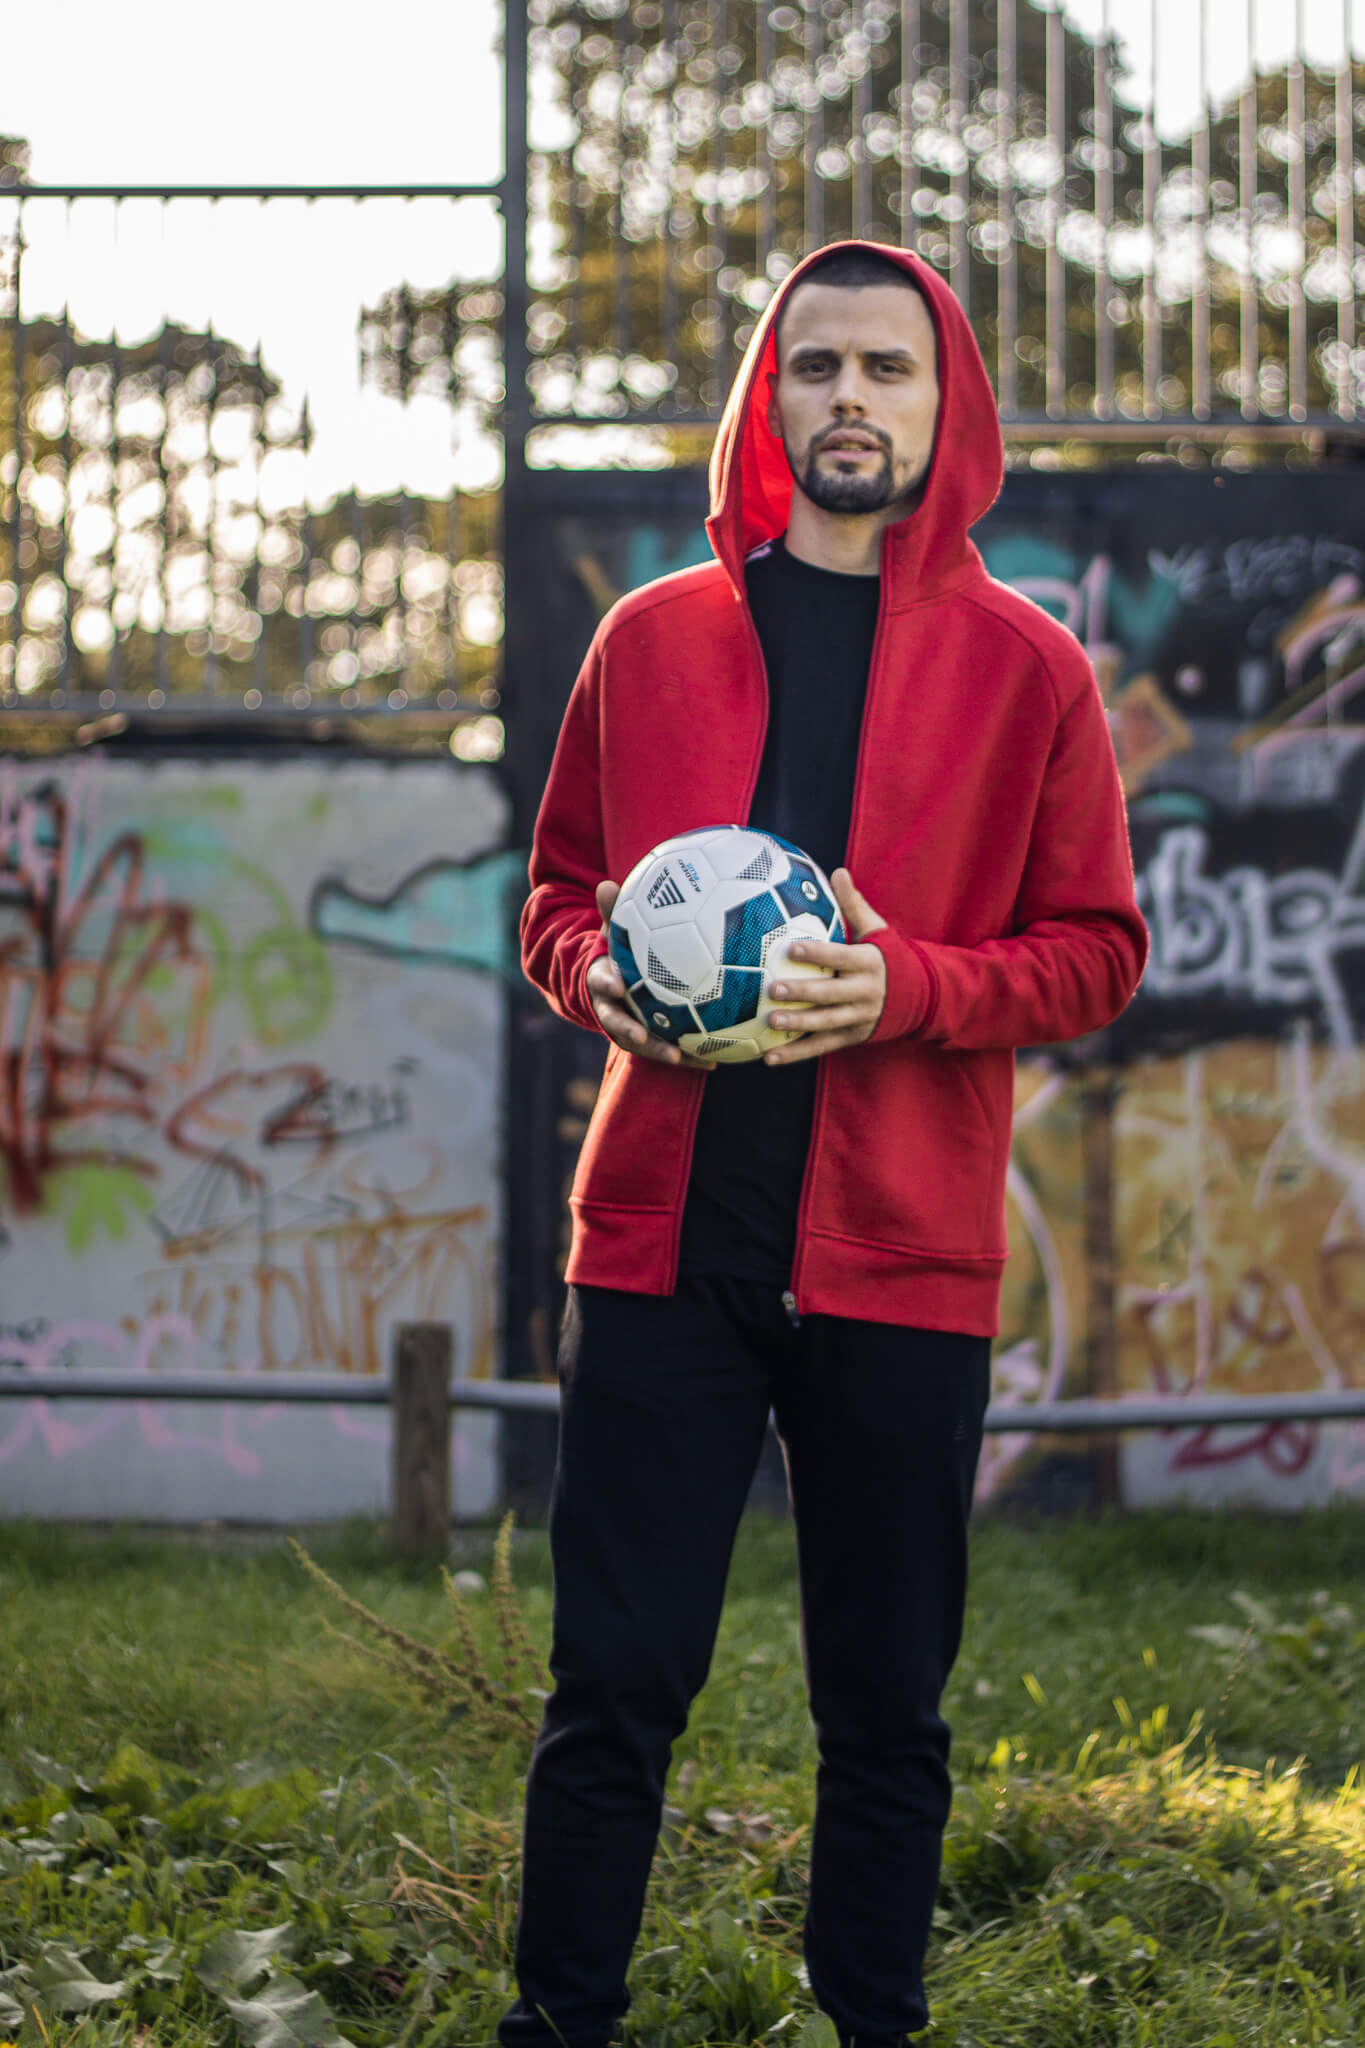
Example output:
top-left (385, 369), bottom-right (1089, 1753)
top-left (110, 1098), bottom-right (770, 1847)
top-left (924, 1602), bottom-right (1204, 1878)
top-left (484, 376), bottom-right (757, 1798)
top-left (763, 868), bottom-right (889, 1064)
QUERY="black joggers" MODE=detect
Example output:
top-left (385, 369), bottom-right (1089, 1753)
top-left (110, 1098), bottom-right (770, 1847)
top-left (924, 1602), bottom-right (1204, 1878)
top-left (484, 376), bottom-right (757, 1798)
top-left (497, 1275), bottom-right (991, 2048)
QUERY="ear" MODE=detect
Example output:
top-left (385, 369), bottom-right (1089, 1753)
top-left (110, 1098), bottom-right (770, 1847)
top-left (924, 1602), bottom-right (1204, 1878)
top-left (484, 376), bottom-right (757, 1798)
top-left (765, 370), bottom-right (783, 439)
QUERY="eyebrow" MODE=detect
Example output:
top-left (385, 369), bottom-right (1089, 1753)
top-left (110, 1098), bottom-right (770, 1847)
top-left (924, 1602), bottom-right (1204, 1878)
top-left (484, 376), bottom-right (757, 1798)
top-left (787, 342), bottom-right (920, 363)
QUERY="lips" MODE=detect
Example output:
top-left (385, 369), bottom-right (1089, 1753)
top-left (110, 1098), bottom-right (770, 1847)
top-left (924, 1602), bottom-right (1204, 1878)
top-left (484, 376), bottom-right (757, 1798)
top-left (822, 433), bottom-right (882, 453)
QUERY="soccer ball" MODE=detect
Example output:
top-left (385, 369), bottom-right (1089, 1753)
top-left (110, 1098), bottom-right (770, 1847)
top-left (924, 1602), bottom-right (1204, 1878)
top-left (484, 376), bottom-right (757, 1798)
top-left (608, 826), bottom-right (846, 1064)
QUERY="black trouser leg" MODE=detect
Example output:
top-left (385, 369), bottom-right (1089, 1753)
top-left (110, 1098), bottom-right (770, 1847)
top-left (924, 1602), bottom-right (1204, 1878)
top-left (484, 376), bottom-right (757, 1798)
top-left (498, 1281), bottom-right (773, 2048)
top-left (774, 1317), bottom-right (990, 2047)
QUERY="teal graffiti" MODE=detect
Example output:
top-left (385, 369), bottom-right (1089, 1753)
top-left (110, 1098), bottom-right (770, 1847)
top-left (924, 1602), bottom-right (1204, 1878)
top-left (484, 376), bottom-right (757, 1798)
top-left (625, 525), bottom-right (712, 592)
top-left (141, 823), bottom-right (332, 1045)
top-left (980, 535), bottom-right (1182, 667)
top-left (310, 850), bottom-right (527, 980)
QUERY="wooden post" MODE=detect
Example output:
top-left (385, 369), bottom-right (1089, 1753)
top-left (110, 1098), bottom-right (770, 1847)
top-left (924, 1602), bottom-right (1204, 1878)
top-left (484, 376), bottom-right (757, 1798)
top-left (1081, 1069), bottom-right (1121, 1509)
top-left (392, 1323), bottom-right (453, 1562)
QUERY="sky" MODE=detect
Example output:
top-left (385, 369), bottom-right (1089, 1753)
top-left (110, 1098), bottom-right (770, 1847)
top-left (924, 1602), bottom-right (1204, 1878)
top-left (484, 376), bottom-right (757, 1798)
top-left (1, 0), bottom-right (1358, 503)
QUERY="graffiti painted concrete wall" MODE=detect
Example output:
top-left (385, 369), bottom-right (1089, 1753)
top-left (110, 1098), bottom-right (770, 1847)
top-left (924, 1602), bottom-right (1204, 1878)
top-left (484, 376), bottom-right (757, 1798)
top-left (0, 754), bottom-right (517, 1521)
top-left (976, 476), bottom-right (1365, 1511)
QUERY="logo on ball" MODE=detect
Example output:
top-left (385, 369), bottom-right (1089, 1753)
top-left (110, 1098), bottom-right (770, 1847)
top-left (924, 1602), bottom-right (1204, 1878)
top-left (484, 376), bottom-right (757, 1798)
top-left (801, 879), bottom-right (818, 900)
top-left (647, 870), bottom-right (686, 910)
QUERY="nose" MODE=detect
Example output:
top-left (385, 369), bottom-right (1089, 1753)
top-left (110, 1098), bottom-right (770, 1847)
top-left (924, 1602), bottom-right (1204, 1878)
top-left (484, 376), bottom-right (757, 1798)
top-left (830, 357), bottom-right (866, 414)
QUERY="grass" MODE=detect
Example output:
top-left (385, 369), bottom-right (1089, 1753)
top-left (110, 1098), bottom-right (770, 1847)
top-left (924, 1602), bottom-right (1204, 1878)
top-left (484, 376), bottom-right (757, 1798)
top-left (1, 1509), bottom-right (1363, 2047)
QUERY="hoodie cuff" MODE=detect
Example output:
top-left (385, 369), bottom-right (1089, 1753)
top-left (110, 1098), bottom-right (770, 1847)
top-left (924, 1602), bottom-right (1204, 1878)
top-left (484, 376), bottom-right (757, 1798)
top-left (864, 925), bottom-right (937, 1043)
top-left (574, 931), bottom-right (612, 1033)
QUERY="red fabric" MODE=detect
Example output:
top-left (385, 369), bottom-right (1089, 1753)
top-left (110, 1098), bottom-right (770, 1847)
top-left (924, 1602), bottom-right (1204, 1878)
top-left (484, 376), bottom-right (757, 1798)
top-left (521, 241), bottom-right (1149, 1335)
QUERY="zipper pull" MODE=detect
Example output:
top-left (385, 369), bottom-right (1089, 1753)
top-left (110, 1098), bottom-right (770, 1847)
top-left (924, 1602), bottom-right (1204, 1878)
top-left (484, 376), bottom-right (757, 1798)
top-left (781, 1290), bottom-right (801, 1329)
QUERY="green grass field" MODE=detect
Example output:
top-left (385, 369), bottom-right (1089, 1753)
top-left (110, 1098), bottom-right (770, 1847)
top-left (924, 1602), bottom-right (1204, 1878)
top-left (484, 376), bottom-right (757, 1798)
top-left (2, 1508), bottom-right (1363, 2048)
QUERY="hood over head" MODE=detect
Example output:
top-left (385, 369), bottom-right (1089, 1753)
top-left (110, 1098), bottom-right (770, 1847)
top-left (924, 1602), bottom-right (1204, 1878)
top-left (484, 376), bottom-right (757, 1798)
top-left (706, 240), bottom-right (1003, 604)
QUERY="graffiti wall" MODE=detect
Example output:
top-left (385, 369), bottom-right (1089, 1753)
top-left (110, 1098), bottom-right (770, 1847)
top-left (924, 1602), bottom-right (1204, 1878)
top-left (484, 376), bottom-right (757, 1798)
top-left (511, 467), bottom-right (1365, 1512)
top-left (0, 753), bottom-right (516, 1521)
top-left (982, 474), bottom-right (1365, 1510)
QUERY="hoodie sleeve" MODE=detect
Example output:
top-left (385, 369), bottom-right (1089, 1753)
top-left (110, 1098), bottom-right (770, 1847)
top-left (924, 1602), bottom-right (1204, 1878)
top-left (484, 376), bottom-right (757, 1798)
top-left (866, 665), bottom-right (1148, 1051)
top-left (519, 631), bottom-right (611, 1035)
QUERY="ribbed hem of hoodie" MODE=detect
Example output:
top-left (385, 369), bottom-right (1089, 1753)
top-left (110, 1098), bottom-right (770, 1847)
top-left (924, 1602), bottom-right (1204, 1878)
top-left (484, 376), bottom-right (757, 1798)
top-left (565, 1209), bottom-right (1004, 1337)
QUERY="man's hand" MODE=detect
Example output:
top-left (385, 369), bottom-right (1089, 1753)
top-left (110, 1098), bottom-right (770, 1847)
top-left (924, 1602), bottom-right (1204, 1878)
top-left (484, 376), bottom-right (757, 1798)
top-left (587, 880), bottom-right (717, 1070)
top-left (762, 868), bottom-right (889, 1065)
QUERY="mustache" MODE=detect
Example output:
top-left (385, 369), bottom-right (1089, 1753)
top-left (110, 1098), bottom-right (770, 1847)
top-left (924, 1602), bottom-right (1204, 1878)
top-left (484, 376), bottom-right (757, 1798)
top-left (810, 424), bottom-right (894, 458)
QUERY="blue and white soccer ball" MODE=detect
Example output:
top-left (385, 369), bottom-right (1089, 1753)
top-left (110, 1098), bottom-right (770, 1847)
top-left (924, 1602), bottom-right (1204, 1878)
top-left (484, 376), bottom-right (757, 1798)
top-left (608, 826), bottom-right (846, 1064)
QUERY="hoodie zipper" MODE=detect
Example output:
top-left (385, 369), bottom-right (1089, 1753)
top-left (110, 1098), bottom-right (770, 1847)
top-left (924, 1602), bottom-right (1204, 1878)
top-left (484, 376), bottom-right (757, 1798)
top-left (663, 585), bottom-right (773, 1295)
top-left (784, 526), bottom-right (894, 1321)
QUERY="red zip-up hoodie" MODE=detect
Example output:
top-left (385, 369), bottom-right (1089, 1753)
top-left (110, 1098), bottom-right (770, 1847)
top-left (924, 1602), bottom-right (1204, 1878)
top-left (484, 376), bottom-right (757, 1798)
top-left (521, 241), bottom-right (1148, 1336)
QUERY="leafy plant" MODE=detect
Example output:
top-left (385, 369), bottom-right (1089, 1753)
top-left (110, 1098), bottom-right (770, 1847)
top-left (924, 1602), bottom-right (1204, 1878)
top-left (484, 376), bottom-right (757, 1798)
top-left (288, 1514), bottom-right (544, 1749)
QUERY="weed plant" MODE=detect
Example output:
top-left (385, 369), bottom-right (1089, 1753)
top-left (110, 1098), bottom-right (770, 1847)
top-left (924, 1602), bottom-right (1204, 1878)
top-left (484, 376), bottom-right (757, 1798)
top-left (1, 1509), bottom-right (1363, 2047)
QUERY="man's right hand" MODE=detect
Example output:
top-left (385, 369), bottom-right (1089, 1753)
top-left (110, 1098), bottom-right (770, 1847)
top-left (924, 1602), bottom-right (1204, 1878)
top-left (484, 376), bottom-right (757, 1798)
top-left (588, 880), bottom-right (716, 1070)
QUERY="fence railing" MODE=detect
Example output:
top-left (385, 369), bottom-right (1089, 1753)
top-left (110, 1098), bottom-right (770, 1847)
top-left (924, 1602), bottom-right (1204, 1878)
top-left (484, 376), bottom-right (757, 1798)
top-left (4, 1326), bottom-right (1365, 1556)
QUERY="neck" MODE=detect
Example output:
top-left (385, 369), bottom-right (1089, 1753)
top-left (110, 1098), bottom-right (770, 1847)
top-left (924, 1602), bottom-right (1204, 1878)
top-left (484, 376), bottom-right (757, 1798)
top-left (782, 494), bottom-right (902, 575)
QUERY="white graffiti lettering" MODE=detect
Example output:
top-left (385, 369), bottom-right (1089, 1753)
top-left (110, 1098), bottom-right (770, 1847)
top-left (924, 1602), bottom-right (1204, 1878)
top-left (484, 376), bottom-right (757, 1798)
top-left (1149, 535), bottom-right (1365, 607)
top-left (1138, 816), bottom-right (1365, 1047)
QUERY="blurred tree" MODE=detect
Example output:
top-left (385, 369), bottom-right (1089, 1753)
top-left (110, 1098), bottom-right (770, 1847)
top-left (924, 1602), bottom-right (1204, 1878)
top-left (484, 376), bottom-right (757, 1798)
top-left (1, 140), bottom-right (502, 712)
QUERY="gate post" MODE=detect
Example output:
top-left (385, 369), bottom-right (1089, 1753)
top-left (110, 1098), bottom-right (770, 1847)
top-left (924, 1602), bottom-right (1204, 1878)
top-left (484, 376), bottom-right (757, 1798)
top-left (1081, 1069), bottom-right (1121, 1509)
top-left (392, 1323), bottom-right (453, 1561)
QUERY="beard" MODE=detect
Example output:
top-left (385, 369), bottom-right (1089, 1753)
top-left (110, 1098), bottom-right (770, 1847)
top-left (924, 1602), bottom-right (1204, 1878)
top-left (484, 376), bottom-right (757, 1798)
top-left (792, 424), bottom-right (910, 514)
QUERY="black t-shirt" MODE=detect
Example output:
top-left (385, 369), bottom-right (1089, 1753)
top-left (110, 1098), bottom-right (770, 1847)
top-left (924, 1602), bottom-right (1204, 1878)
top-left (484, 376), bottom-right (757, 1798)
top-left (677, 537), bottom-right (881, 1283)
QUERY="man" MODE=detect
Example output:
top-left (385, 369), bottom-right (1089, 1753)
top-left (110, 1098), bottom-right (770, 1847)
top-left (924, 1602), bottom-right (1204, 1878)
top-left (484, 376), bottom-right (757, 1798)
top-left (502, 242), bottom-right (1147, 2048)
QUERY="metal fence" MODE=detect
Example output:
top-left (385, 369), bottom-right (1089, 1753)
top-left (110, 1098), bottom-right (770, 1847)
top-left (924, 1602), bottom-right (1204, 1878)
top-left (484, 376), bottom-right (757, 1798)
top-left (0, 180), bottom-right (509, 724)
top-left (508, 0), bottom-right (1363, 435)
top-left (1, 2), bottom-right (1362, 721)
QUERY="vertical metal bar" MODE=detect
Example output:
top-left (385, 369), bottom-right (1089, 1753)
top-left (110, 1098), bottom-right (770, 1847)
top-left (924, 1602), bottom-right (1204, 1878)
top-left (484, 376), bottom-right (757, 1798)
top-left (1287, 0), bottom-right (1306, 421)
top-left (805, 0), bottom-right (824, 250)
top-left (1141, 0), bottom-right (1160, 419)
top-left (250, 335), bottom-right (266, 701)
top-left (661, 0), bottom-right (679, 382)
top-left (156, 319), bottom-right (171, 695)
top-left (611, 5), bottom-right (629, 361)
top-left (499, 0), bottom-right (532, 790)
top-left (1191, 0), bottom-right (1211, 418)
top-left (1094, 0), bottom-right (1115, 417)
top-left (203, 336), bottom-right (218, 698)
top-left (397, 488), bottom-right (412, 697)
top-left (57, 299), bottom-right (73, 693)
top-left (949, 0), bottom-right (969, 311)
top-left (499, 0), bottom-right (527, 446)
top-left (347, 481), bottom-right (362, 690)
top-left (1045, 1), bottom-right (1065, 415)
top-left (1334, 0), bottom-right (1354, 420)
top-left (899, 0), bottom-right (918, 244)
top-left (853, 0), bottom-right (871, 236)
top-left (1238, 0), bottom-right (1258, 420)
top-left (442, 484), bottom-right (459, 695)
top-left (7, 201), bottom-right (25, 697)
top-left (441, 267), bottom-right (460, 693)
top-left (1083, 1070), bottom-right (1121, 1508)
top-left (300, 499), bottom-right (316, 695)
top-left (709, 0), bottom-right (726, 366)
top-left (998, 0), bottom-right (1018, 414)
top-left (108, 335), bottom-right (122, 694)
top-left (757, 0), bottom-right (775, 271)
top-left (569, 159), bottom-right (585, 394)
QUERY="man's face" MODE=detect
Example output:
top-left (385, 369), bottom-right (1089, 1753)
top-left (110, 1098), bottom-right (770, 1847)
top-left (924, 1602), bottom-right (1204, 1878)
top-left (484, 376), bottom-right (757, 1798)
top-left (767, 280), bottom-right (940, 515)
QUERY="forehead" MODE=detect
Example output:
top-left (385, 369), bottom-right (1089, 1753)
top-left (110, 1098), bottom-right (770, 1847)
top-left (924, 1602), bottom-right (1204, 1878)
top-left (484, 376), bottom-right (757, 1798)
top-left (778, 279), bottom-right (938, 366)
